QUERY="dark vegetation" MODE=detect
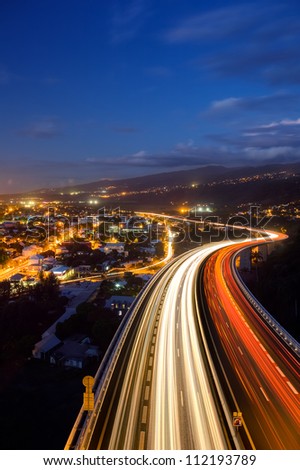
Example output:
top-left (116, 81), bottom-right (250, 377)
top-left (55, 298), bottom-right (121, 354)
top-left (242, 228), bottom-right (300, 341)
top-left (0, 273), bottom-right (73, 449)
top-left (0, 273), bottom-right (128, 449)
top-left (0, 360), bottom-right (85, 449)
top-left (0, 273), bottom-right (65, 362)
top-left (54, 275), bottom-right (145, 353)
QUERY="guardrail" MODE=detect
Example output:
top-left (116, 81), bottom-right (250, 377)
top-left (65, 229), bottom-right (299, 450)
top-left (64, 277), bottom-right (153, 449)
top-left (232, 249), bottom-right (300, 359)
top-left (64, 257), bottom-right (177, 450)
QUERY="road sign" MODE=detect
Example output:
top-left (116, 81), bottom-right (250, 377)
top-left (83, 375), bottom-right (95, 411)
top-left (83, 375), bottom-right (94, 389)
top-left (83, 393), bottom-right (94, 411)
top-left (233, 411), bottom-right (243, 427)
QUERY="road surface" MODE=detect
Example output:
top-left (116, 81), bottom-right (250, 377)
top-left (66, 228), bottom-right (299, 450)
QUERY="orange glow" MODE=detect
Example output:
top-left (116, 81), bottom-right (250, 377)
top-left (203, 237), bottom-right (300, 449)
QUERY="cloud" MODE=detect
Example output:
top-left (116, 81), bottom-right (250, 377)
top-left (3, 128), bottom-right (300, 195)
top-left (204, 45), bottom-right (300, 79)
top-left (259, 118), bottom-right (300, 129)
top-left (111, 0), bottom-right (150, 43)
top-left (206, 114), bottom-right (300, 166)
top-left (206, 93), bottom-right (299, 116)
top-left (128, 144), bottom-right (300, 168)
top-left (79, 113), bottom-right (300, 171)
top-left (164, 3), bottom-right (275, 43)
top-left (177, 3), bottom-right (300, 86)
top-left (19, 118), bottom-right (63, 139)
top-left (236, 118), bottom-right (300, 149)
top-left (83, 146), bottom-right (226, 169)
top-left (264, 66), bottom-right (300, 86)
top-left (243, 146), bottom-right (296, 160)
top-left (210, 97), bottom-right (241, 112)
top-left (132, 150), bottom-right (147, 157)
top-left (175, 139), bottom-right (197, 151)
top-left (83, 134), bottom-right (300, 171)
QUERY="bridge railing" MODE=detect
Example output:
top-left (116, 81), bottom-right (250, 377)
top-left (232, 249), bottom-right (300, 359)
top-left (65, 281), bottom-right (152, 449)
top-left (64, 262), bottom-right (172, 450)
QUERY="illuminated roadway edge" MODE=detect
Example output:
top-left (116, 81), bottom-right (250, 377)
top-left (64, 217), bottom-right (298, 450)
top-left (231, 250), bottom-right (299, 356)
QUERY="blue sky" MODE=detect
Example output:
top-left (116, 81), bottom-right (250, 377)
top-left (1, 0), bottom-right (300, 193)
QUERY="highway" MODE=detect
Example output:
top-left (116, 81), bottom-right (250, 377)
top-left (66, 239), bottom-right (256, 450)
top-left (65, 224), bottom-right (299, 450)
top-left (106, 243), bottom-right (235, 450)
top-left (202, 242), bottom-right (300, 449)
top-left (0, 258), bottom-right (29, 282)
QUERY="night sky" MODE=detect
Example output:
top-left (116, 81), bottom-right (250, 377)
top-left (1, 0), bottom-right (300, 193)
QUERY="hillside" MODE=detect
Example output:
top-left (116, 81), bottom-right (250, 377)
top-left (1, 162), bottom-right (300, 210)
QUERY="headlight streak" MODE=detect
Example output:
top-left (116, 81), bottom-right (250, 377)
top-left (203, 239), bottom-right (300, 449)
top-left (66, 212), bottom-right (298, 451)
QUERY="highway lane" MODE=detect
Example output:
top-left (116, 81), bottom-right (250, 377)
top-left (67, 254), bottom-right (188, 450)
top-left (66, 223), bottom-right (298, 450)
top-left (147, 246), bottom-right (233, 450)
top-left (202, 241), bottom-right (300, 449)
top-left (69, 241), bottom-right (249, 450)
top-left (230, 251), bottom-right (299, 377)
top-left (105, 244), bottom-right (235, 449)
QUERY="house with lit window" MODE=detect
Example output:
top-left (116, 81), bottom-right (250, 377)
top-left (105, 295), bottom-right (135, 316)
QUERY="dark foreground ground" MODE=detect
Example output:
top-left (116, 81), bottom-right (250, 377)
top-left (0, 358), bottom-right (97, 450)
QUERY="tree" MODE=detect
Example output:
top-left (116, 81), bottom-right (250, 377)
top-left (31, 272), bottom-right (60, 307)
top-left (251, 250), bottom-right (263, 282)
top-left (92, 309), bottom-right (120, 351)
top-left (155, 241), bottom-right (165, 258)
top-left (243, 228), bottom-right (300, 341)
top-left (0, 248), bottom-right (9, 267)
top-left (40, 249), bottom-right (55, 258)
top-left (0, 280), bottom-right (11, 302)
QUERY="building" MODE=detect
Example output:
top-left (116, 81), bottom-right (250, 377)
top-left (33, 334), bottom-right (100, 369)
top-left (139, 245), bottom-right (156, 255)
top-left (49, 335), bottom-right (100, 369)
top-left (100, 242), bottom-right (126, 255)
top-left (32, 334), bottom-right (62, 360)
top-left (22, 244), bottom-right (42, 258)
top-left (105, 295), bottom-right (135, 316)
top-left (2, 221), bottom-right (18, 229)
top-left (28, 254), bottom-right (44, 265)
top-left (27, 254), bottom-right (44, 273)
top-left (50, 265), bottom-right (75, 280)
top-left (9, 273), bottom-right (25, 283)
top-left (42, 257), bottom-right (56, 269)
top-left (189, 204), bottom-right (214, 216)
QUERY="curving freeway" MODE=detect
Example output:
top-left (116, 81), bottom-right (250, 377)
top-left (202, 242), bottom-right (300, 449)
top-left (107, 243), bottom-right (237, 450)
top-left (65, 225), bottom-right (300, 451)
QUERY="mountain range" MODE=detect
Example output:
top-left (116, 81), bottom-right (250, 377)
top-left (2, 162), bottom-right (300, 209)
